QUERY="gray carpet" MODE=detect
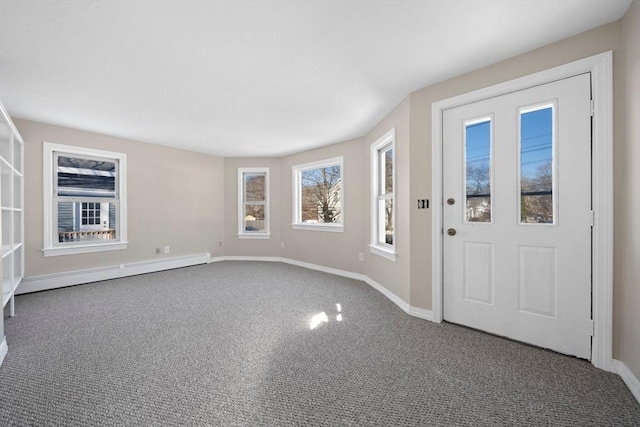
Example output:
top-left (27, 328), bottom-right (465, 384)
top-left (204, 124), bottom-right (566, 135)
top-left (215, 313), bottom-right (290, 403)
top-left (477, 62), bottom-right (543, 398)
top-left (1, 261), bottom-right (638, 426)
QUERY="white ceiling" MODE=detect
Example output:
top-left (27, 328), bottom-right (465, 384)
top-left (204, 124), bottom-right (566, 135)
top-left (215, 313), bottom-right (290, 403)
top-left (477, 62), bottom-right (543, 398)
top-left (0, 1), bottom-right (632, 157)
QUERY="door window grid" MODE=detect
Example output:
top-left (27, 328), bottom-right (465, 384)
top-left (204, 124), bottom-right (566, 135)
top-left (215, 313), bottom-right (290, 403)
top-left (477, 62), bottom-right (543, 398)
top-left (82, 202), bottom-right (101, 225)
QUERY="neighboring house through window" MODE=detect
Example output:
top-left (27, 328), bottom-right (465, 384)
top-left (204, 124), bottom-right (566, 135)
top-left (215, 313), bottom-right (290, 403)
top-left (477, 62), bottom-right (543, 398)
top-left (292, 157), bottom-right (343, 232)
top-left (370, 129), bottom-right (396, 261)
top-left (43, 143), bottom-right (127, 256)
top-left (238, 168), bottom-right (270, 239)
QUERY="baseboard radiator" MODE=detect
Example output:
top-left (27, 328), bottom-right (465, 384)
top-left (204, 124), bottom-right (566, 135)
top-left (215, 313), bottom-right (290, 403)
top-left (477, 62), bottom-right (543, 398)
top-left (17, 253), bottom-right (211, 295)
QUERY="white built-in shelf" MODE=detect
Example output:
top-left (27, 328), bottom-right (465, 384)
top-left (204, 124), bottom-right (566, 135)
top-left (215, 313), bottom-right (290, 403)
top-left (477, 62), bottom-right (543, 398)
top-left (0, 101), bottom-right (24, 317)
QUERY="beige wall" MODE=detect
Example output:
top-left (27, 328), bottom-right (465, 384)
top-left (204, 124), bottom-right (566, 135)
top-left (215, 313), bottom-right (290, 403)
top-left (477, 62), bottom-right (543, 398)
top-left (409, 20), bottom-right (623, 312)
top-left (407, 12), bottom-right (638, 375)
top-left (16, 119), bottom-right (225, 276)
top-left (363, 97), bottom-right (412, 302)
top-left (280, 138), bottom-right (366, 275)
top-left (223, 157), bottom-right (282, 257)
top-left (10, 5), bottom-right (639, 379)
top-left (616, 0), bottom-right (640, 379)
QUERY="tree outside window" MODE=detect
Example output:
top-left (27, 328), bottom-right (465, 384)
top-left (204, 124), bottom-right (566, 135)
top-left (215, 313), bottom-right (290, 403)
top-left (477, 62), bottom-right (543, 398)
top-left (293, 157), bottom-right (343, 231)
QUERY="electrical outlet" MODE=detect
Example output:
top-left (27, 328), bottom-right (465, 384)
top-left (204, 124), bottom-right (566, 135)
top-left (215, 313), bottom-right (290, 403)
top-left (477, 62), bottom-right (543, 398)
top-left (155, 248), bottom-right (161, 254)
top-left (281, 241), bottom-right (285, 249)
top-left (218, 241), bottom-right (223, 247)
top-left (163, 246), bottom-right (170, 254)
top-left (358, 252), bottom-right (364, 261)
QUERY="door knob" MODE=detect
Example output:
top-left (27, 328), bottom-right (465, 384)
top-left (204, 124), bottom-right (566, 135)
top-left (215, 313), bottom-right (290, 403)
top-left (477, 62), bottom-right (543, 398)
top-left (447, 198), bottom-right (455, 205)
top-left (447, 228), bottom-right (456, 236)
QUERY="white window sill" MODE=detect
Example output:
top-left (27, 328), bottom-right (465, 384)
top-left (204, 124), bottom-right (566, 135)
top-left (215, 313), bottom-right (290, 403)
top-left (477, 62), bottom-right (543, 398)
top-left (237, 233), bottom-right (271, 240)
top-left (292, 223), bottom-right (344, 233)
top-left (369, 244), bottom-right (397, 262)
top-left (43, 242), bottom-right (128, 257)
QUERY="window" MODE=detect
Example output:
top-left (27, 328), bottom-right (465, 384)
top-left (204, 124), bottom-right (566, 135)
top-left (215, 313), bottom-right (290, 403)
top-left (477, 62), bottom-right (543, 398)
top-left (237, 168), bottom-right (270, 239)
top-left (519, 103), bottom-right (555, 224)
top-left (81, 202), bottom-right (101, 225)
top-left (370, 129), bottom-right (396, 261)
top-left (292, 157), bottom-right (343, 232)
top-left (464, 117), bottom-right (493, 223)
top-left (43, 143), bottom-right (127, 256)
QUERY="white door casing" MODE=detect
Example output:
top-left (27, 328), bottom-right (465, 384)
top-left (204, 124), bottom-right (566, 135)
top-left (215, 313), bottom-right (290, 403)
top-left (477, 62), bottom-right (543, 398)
top-left (443, 74), bottom-right (591, 359)
top-left (431, 51), bottom-right (613, 371)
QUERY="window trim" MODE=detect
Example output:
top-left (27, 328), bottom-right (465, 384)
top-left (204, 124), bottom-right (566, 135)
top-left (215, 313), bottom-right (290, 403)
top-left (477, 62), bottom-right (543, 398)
top-left (237, 167), bottom-right (271, 239)
top-left (291, 156), bottom-right (344, 232)
top-left (43, 142), bottom-right (128, 257)
top-left (369, 128), bottom-right (396, 261)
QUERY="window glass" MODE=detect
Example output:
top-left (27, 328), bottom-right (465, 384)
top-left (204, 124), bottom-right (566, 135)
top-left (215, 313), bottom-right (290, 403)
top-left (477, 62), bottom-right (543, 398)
top-left (370, 129), bottom-right (395, 259)
top-left (293, 158), bottom-right (343, 229)
top-left (465, 118), bottom-right (492, 223)
top-left (383, 148), bottom-right (393, 194)
top-left (238, 168), bottom-right (269, 237)
top-left (44, 143), bottom-right (126, 255)
top-left (520, 105), bottom-right (554, 224)
top-left (54, 154), bottom-right (118, 244)
top-left (57, 155), bottom-right (116, 197)
top-left (300, 165), bottom-right (341, 224)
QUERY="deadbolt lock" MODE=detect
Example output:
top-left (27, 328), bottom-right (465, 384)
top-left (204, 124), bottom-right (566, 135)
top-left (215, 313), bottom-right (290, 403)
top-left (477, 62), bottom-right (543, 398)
top-left (447, 228), bottom-right (457, 236)
top-left (447, 198), bottom-right (455, 205)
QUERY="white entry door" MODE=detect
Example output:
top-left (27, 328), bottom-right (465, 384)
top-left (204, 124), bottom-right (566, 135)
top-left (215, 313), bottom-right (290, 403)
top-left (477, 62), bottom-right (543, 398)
top-left (443, 73), bottom-right (592, 359)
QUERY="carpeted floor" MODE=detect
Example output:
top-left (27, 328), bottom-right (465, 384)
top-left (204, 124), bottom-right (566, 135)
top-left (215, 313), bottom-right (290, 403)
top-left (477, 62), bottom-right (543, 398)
top-left (1, 261), bottom-right (639, 426)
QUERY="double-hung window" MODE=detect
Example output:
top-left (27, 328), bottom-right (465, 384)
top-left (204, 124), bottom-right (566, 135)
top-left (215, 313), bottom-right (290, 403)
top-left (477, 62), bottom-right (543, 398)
top-left (238, 168), bottom-right (270, 239)
top-left (43, 143), bottom-right (127, 256)
top-left (370, 129), bottom-right (396, 261)
top-left (292, 157), bottom-right (343, 232)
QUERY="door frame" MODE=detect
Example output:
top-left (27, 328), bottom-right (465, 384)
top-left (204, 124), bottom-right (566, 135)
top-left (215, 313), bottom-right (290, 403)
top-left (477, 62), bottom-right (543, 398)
top-left (431, 51), bottom-right (613, 371)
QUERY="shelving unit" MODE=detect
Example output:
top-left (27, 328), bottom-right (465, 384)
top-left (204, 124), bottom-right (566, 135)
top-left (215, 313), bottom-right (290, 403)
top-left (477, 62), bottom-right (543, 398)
top-left (0, 101), bottom-right (24, 317)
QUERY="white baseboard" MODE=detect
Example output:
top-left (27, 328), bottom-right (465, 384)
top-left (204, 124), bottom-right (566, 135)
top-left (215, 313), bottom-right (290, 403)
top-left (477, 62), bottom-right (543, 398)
top-left (409, 306), bottom-right (434, 322)
top-left (17, 253), bottom-right (433, 325)
top-left (612, 359), bottom-right (640, 403)
top-left (364, 276), bottom-right (411, 312)
top-left (280, 257), bottom-right (366, 281)
top-left (212, 256), bottom-right (433, 323)
top-left (17, 253), bottom-right (211, 295)
top-left (219, 256), bottom-right (282, 263)
top-left (0, 337), bottom-right (7, 367)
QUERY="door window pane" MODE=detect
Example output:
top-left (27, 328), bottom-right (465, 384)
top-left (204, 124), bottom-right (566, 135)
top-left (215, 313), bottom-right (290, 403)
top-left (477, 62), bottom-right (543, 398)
top-left (465, 118), bottom-right (492, 223)
top-left (520, 105), bottom-right (554, 224)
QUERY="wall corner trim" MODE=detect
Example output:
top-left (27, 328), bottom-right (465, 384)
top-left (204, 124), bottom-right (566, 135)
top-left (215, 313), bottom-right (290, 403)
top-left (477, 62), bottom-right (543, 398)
top-left (17, 253), bottom-right (211, 294)
top-left (0, 337), bottom-right (7, 367)
top-left (611, 359), bottom-right (640, 403)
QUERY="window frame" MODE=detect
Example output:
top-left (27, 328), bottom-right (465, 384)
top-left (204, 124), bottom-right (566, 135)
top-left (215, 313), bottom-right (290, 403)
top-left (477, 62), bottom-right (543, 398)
top-left (291, 156), bottom-right (344, 232)
top-left (369, 128), bottom-right (396, 261)
top-left (43, 142), bottom-right (128, 257)
top-left (237, 167), bottom-right (270, 239)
